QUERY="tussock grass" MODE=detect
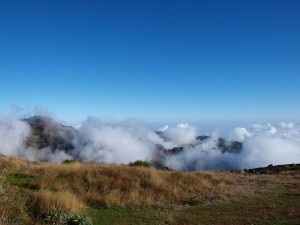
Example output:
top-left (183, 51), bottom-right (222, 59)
top-left (0, 155), bottom-right (233, 209)
top-left (33, 190), bottom-right (85, 215)
top-left (1, 155), bottom-right (299, 225)
top-left (28, 163), bottom-right (232, 207)
top-left (0, 167), bottom-right (31, 224)
top-left (0, 171), bottom-right (7, 220)
top-left (0, 155), bottom-right (234, 225)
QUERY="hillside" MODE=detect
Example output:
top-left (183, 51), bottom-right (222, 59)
top-left (0, 154), bottom-right (299, 225)
top-left (23, 116), bottom-right (78, 151)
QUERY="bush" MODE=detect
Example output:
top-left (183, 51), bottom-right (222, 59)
top-left (46, 207), bottom-right (70, 224)
top-left (46, 208), bottom-right (92, 225)
top-left (68, 214), bottom-right (93, 225)
top-left (129, 160), bottom-right (151, 168)
top-left (62, 160), bottom-right (79, 164)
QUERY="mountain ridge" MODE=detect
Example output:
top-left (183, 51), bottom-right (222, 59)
top-left (22, 116), bottom-right (243, 168)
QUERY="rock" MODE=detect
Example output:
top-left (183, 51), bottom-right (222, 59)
top-left (196, 136), bottom-right (210, 141)
top-left (242, 163), bottom-right (300, 175)
top-left (23, 116), bottom-right (78, 152)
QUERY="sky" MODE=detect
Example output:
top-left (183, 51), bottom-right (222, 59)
top-left (0, 0), bottom-right (300, 125)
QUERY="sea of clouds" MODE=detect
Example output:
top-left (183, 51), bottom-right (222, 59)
top-left (0, 113), bottom-right (299, 170)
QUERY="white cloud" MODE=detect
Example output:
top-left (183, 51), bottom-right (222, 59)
top-left (75, 117), bottom-right (153, 164)
top-left (0, 112), bottom-right (299, 170)
top-left (235, 127), bottom-right (252, 140)
top-left (0, 115), bottom-right (31, 156)
top-left (159, 123), bottom-right (198, 146)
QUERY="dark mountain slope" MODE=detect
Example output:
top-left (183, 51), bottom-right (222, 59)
top-left (23, 116), bottom-right (77, 151)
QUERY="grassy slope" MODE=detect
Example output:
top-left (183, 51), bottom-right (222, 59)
top-left (0, 154), bottom-right (299, 225)
top-left (87, 171), bottom-right (300, 225)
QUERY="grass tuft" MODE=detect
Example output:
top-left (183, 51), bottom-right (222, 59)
top-left (32, 189), bottom-right (85, 216)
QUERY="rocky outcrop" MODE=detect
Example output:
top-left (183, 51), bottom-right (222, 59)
top-left (217, 138), bottom-right (243, 153)
top-left (23, 116), bottom-right (77, 151)
top-left (243, 163), bottom-right (300, 175)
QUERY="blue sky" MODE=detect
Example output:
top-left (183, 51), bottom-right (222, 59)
top-left (0, 0), bottom-right (300, 124)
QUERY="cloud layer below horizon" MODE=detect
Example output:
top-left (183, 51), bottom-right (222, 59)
top-left (0, 114), bottom-right (299, 170)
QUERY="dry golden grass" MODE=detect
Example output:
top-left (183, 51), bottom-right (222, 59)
top-left (0, 172), bottom-right (7, 220)
top-left (1, 154), bottom-right (299, 225)
top-left (33, 189), bottom-right (85, 215)
top-left (28, 163), bottom-right (233, 207)
top-left (0, 155), bottom-right (233, 209)
top-left (0, 170), bottom-right (31, 224)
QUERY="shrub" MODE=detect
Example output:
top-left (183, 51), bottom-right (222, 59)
top-left (46, 207), bottom-right (70, 225)
top-left (62, 160), bottom-right (79, 164)
top-left (46, 208), bottom-right (92, 225)
top-left (129, 160), bottom-right (151, 168)
top-left (68, 214), bottom-right (93, 225)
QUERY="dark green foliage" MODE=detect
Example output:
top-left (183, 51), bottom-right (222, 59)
top-left (62, 159), bottom-right (79, 164)
top-left (129, 160), bottom-right (151, 168)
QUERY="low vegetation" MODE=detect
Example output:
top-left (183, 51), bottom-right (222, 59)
top-left (8, 175), bottom-right (37, 187)
top-left (45, 208), bottom-right (92, 225)
top-left (0, 154), bottom-right (299, 224)
top-left (27, 162), bottom-right (232, 208)
top-left (129, 160), bottom-right (151, 168)
top-left (62, 159), bottom-right (79, 164)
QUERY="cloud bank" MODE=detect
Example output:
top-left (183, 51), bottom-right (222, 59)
top-left (73, 117), bottom-right (153, 164)
top-left (0, 114), bottom-right (299, 170)
top-left (0, 115), bottom-right (31, 156)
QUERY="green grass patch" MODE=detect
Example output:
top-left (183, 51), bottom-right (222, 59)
top-left (8, 175), bottom-right (37, 188)
top-left (86, 194), bottom-right (300, 225)
top-left (87, 206), bottom-right (174, 225)
top-left (173, 195), bottom-right (300, 225)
